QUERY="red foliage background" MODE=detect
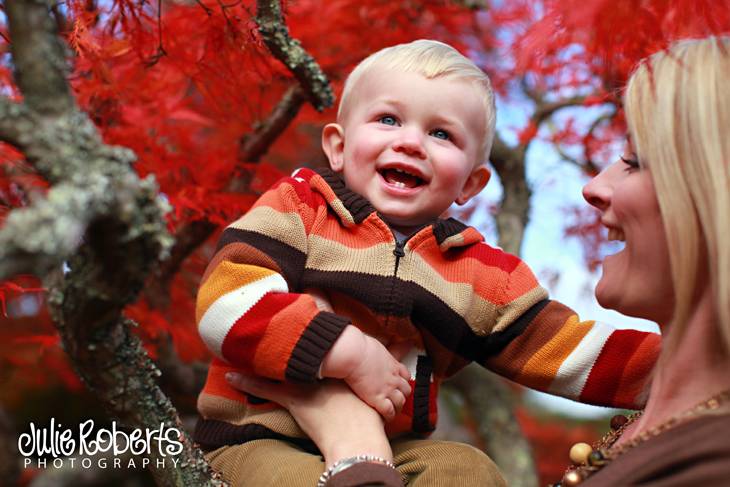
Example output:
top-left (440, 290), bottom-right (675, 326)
top-left (1, 0), bottom-right (729, 482)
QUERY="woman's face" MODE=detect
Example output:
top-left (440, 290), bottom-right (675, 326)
top-left (582, 145), bottom-right (674, 325)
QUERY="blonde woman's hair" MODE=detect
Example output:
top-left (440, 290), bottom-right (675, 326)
top-left (337, 39), bottom-right (496, 165)
top-left (624, 36), bottom-right (730, 355)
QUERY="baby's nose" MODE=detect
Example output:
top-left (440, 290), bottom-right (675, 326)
top-left (393, 129), bottom-right (426, 158)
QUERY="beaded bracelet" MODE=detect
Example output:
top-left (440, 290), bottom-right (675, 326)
top-left (316, 454), bottom-right (395, 487)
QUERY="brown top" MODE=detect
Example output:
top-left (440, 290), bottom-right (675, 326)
top-left (583, 413), bottom-right (730, 486)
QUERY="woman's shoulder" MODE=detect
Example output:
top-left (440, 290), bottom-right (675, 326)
top-left (585, 413), bottom-right (730, 487)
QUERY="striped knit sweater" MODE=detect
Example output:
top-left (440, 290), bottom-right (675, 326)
top-left (194, 167), bottom-right (661, 450)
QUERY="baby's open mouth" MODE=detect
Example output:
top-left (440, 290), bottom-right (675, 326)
top-left (379, 168), bottom-right (425, 189)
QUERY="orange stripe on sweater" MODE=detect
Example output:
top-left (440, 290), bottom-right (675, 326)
top-left (514, 314), bottom-right (592, 390)
top-left (309, 218), bottom-right (394, 249)
top-left (504, 261), bottom-right (542, 301)
top-left (196, 262), bottom-right (277, 323)
top-left (200, 242), bottom-right (279, 288)
top-left (486, 301), bottom-right (573, 379)
top-left (253, 295), bottom-right (320, 379)
top-left (410, 243), bottom-right (510, 305)
top-left (201, 359), bottom-right (249, 403)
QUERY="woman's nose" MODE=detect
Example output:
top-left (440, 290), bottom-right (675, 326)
top-left (582, 168), bottom-right (612, 211)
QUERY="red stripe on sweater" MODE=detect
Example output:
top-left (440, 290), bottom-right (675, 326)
top-left (454, 243), bottom-right (523, 274)
top-left (580, 329), bottom-right (647, 407)
top-left (270, 173), bottom-right (322, 213)
top-left (613, 333), bottom-right (661, 406)
top-left (220, 292), bottom-right (299, 371)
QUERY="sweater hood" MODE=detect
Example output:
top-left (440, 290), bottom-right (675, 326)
top-left (291, 167), bottom-right (485, 252)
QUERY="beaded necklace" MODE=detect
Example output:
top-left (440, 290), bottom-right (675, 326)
top-left (551, 388), bottom-right (730, 487)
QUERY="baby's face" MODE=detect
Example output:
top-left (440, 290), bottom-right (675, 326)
top-left (324, 68), bottom-right (489, 232)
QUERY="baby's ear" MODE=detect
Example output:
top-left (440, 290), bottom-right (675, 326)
top-left (456, 165), bottom-right (491, 205)
top-left (322, 123), bottom-right (345, 172)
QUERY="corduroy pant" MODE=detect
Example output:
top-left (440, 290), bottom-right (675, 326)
top-left (205, 437), bottom-right (506, 486)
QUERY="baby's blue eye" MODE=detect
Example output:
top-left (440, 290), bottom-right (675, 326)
top-left (379, 115), bottom-right (398, 126)
top-left (430, 129), bottom-right (450, 140)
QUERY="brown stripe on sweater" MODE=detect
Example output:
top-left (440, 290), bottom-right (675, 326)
top-left (300, 270), bottom-right (411, 316)
top-left (432, 218), bottom-right (468, 245)
top-left (217, 228), bottom-right (307, 289)
top-left (411, 285), bottom-right (550, 362)
top-left (303, 266), bottom-right (500, 326)
top-left (419, 327), bottom-right (470, 378)
top-left (301, 270), bottom-right (543, 360)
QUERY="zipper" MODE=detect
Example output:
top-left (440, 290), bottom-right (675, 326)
top-left (393, 239), bottom-right (406, 275)
top-left (384, 238), bottom-right (407, 329)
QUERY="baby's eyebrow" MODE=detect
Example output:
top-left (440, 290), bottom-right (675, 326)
top-left (374, 98), bottom-right (405, 110)
top-left (432, 115), bottom-right (465, 132)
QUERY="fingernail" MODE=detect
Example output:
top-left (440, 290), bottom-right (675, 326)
top-left (225, 372), bottom-right (241, 383)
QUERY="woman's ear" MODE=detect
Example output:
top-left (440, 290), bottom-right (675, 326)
top-left (322, 123), bottom-right (346, 172)
top-left (456, 165), bottom-right (491, 205)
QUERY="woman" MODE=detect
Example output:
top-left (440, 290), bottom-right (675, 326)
top-left (225, 36), bottom-right (730, 486)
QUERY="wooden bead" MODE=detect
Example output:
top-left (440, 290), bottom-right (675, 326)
top-left (569, 442), bottom-right (593, 465)
top-left (610, 414), bottom-right (629, 430)
top-left (562, 470), bottom-right (584, 486)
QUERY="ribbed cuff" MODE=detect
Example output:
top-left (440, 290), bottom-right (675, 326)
top-left (285, 312), bottom-right (350, 383)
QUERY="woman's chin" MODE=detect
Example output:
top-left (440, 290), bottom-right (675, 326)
top-left (594, 277), bottom-right (621, 312)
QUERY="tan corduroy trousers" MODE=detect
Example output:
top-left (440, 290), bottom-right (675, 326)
top-left (205, 437), bottom-right (506, 486)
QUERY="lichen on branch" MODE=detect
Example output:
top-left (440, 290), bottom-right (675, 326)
top-left (256, 0), bottom-right (334, 111)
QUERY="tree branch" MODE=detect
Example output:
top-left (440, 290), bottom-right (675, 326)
top-left (5, 0), bottom-right (74, 116)
top-left (489, 134), bottom-right (530, 255)
top-left (0, 105), bottom-right (159, 281)
top-left (0, 96), bottom-right (37, 149)
top-left (237, 84), bottom-right (307, 164)
top-left (445, 367), bottom-right (538, 487)
top-left (1, 3), bottom-right (226, 484)
top-left (488, 84), bottom-right (591, 254)
top-left (532, 94), bottom-right (586, 128)
top-left (255, 0), bottom-right (334, 112)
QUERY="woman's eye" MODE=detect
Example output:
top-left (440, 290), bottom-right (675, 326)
top-left (430, 128), bottom-right (450, 140)
top-left (378, 115), bottom-right (398, 126)
top-left (620, 155), bottom-right (640, 170)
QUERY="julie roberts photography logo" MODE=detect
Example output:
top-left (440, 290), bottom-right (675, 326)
top-left (18, 418), bottom-right (184, 470)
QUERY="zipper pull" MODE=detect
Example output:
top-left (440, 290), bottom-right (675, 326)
top-left (393, 240), bottom-right (406, 257)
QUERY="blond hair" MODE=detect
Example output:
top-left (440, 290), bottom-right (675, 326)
top-left (338, 39), bottom-right (496, 165)
top-left (624, 37), bottom-right (730, 355)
